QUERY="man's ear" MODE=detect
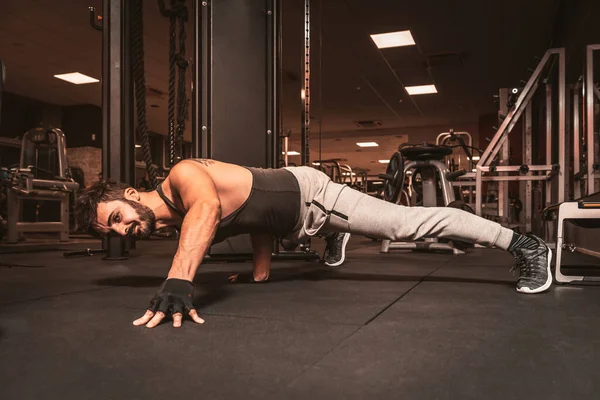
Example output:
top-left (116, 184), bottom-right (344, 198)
top-left (124, 187), bottom-right (140, 201)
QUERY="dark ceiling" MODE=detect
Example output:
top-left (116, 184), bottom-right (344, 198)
top-left (1, 0), bottom-right (599, 173)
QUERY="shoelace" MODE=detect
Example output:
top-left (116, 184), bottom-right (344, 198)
top-left (325, 234), bottom-right (344, 256)
top-left (510, 247), bottom-right (546, 278)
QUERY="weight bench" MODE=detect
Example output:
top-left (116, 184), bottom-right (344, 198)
top-left (544, 195), bottom-right (600, 283)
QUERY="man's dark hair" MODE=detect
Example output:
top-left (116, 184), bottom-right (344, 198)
top-left (75, 180), bottom-right (131, 234)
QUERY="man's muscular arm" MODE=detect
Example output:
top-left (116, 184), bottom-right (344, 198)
top-left (133, 161), bottom-right (220, 329)
top-left (168, 161), bottom-right (221, 281)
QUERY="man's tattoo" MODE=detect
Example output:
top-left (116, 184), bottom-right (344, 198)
top-left (195, 159), bottom-right (216, 167)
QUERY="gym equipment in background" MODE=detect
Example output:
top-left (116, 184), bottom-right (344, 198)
top-left (4, 127), bottom-right (79, 243)
top-left (378, 143), bottom-right (469, 255)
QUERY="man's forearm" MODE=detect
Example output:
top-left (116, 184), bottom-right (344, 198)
top-left (251, 233), bottom-right (273, 281)
top-left (168, 202), bottom-right (221, 281)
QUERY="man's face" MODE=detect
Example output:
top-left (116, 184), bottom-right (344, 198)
top-left (95, 199), bottom-right (156, 239)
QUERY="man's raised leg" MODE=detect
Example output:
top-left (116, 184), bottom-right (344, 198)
top-left (322, 186), bottom-right (552, 294)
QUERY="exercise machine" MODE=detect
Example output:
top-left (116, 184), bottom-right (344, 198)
top-left (379, 144), bottom-right (471, 255)
top-left (4, 127), bottom-right (79, 243)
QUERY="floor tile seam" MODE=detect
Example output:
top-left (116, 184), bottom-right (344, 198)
top-left (275, 324), bottom-right (363, 396)
top-left (273, 264), bottom-right (446, 396)
top-left (362, 261), bottom-right (448, 325)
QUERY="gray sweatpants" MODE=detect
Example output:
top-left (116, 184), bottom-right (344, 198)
top-left (284, 166), bottom-right (514, 250)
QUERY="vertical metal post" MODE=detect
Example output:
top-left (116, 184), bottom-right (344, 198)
top-left (300, 0), bottom-right (310, 166)
top-left (475, 166), bottom-right (483, 216)
top-left (101, 0), bottom-right (129, 260)
top-left (586, 45), bottom-right (596, 195)
top-left (102, 1), bottom-right (110, 181)
top-left (192, 0), bottom-right (201, 158)
top-left (523, 102), bottom-right (533, 233)
top-left (564, 84), bottom-right (572, 201)
top-left (122, 0), bottom-right (134, 186)
top-left (573, 84), bottom-right (582, 199)
top-left (498, 88), bottom-right (510, 224)
top-left (557, 48), bottom-right (566, 203)
top-left (6, 190), bottom-right (18, 244)
top-left (266, 0), bottom-right (280, 168)
top-left (60, 194), bottom-right (69, 241)
top-left (545, 84), bottom-right (553, 207)
top-left (193, 0), bottom-right (211, 159)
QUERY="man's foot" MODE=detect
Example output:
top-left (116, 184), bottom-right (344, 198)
top-left (323, 232), bottom-right (351, 267)
top-left (509, 234), bottom-right (552, 294)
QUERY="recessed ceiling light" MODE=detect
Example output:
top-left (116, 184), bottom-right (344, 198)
top-left (356, 142), bottom-right (379, 147)
top-left (472, 156), bottom-right (480, 161)
top-left (54, 72), bottom-right (99, 85)
top-left (378, 159), bottom-right (389, 163)
top-left (282, 151), bottom-right (300, 156)
top-left (135, 144), bottom-right (141, 148)
top-left (405, 84), bottom-right (438, 95)
top-left (370, 30), bottom-right (415, 49)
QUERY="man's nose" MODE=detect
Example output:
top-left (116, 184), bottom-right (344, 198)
top-left (114, 223), bottom-right (129, 236)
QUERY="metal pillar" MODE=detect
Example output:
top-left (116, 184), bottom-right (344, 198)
top-left (192, 0), bottom-right (211, 159)
top-left (266, 0), bottom-right (280, 168)
top-left (475, 48), bottom-right (566, 220)
top-left (522, 102), bottom-right (533, 232)
top-left (545, 84), bottom-right (553, 206)
top-left (498, 88), bottom-right (510, 224)
top-left (102, 0), bottom-right (133, 260)
top-left (585, 45), bottom-right (600, 195)
top-left (573, 84), bottom-right (582, 199)
top-left (557, 48), bottom-right (566, 202)
top-left (300, 0), bottom-right (311, 166)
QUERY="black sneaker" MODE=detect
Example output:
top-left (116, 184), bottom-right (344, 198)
top-left (509, 234), bottom-right (553, 294)
top-left (323, 232), bottom-right (351, 267)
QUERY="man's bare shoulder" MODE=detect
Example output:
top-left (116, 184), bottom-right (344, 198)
top-left (169, 160), bottom-right (213, 184)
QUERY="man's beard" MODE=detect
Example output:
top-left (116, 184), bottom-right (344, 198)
top-left (125, 199), bottom-right (156, 239)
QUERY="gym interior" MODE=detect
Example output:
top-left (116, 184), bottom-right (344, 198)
top-left (1, 0), bottom-right (600, 398)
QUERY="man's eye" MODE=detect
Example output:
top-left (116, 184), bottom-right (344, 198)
top-left (114, 214), bottom-right (121, 223)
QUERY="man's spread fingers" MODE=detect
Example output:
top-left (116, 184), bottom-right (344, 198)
top-left (173, 313), bottom-right (183, 328)
top-left (133, 310), bottom-right (155, 326)
top-left (146, 311), bottom-right (166, 328)
top-left (189, 309), bottom-right (205, 324)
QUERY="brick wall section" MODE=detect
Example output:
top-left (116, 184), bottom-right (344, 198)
top-left (67, 147), bottom-right (102, 188)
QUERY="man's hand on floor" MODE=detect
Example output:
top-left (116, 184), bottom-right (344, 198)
top-left (228, 272), bottom-right (269, 283)
top-left (133, 278), bottom-right (205, 328)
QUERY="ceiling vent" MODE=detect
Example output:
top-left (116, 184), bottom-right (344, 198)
top-left (425, 52), bottom-right (465, 69)
top-left (355, 120), bottom-right (383, 129)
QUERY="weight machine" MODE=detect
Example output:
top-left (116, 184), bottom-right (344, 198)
top-left (378, 144), bottom-right (471, 255)
top-left (3, 128), bottom-right (79, 243)
top-left (447, 48), bottom-right (567, 236)
top-left (548, 44), bottom-right (600, 283)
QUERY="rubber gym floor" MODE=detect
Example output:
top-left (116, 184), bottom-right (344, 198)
top-left (1, 236), bottom-right (600, 400)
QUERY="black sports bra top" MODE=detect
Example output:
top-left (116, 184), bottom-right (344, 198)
top-left (156, 163), bottom-right (301, 243)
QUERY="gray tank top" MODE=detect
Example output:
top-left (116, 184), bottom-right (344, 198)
top-left (156, 164), bottom-right (301, 243)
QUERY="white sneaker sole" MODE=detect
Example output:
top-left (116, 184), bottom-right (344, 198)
top-left (516, 247), bottom-right (553, 294)
top-left (324, 233), bottom-right (351, 267)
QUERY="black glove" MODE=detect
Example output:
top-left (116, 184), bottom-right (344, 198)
top-left (148, 278), bottom-right (195, 316)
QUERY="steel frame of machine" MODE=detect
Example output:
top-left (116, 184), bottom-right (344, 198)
top-left (452, 48), bottom-right (566, 235)
top-left (574, 44), bottom-right (600, 197)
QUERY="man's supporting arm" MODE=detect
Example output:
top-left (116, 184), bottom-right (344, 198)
top-left (133, 161), bottom-right (220, 328)
top-left (251, 233), bottom-right (273, 281)
top-left (168, 200), bottom-right (221, 281)
top-left (167, 161), bottom-right (221, 281)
